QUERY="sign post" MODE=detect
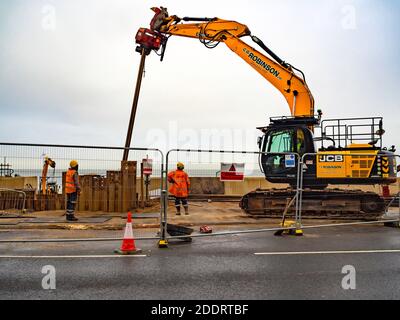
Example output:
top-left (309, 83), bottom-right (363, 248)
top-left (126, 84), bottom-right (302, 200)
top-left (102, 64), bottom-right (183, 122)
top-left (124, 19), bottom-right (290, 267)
top-left (143, 158), bottom-right (153, 175)
top-left (142, 158), bottom-right (153, 204)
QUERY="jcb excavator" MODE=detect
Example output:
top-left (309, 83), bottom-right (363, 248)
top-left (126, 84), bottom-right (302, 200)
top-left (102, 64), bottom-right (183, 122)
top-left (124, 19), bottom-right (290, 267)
top-left (136, 7), bottom-right (397, 219)
top-left (41, 156), bottom-right (57, 195)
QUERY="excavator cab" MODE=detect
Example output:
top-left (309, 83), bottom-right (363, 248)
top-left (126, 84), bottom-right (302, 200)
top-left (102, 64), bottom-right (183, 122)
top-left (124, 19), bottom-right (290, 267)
top-left (257, 116), bottom-right (397, 190)
top-left (258, 117), bottom-right (318, 186)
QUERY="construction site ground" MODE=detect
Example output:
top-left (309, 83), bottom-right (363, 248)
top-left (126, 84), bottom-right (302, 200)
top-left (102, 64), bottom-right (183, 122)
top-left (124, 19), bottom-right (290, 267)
top-left (0, 200), bottom-right (398, 232)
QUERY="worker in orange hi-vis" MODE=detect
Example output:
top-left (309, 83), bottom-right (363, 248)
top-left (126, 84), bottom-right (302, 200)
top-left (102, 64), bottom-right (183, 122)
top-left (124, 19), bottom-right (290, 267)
top-left (168, 162), bottom-right (190, 215)
top-left (65, 160), bottom-right (81, 222)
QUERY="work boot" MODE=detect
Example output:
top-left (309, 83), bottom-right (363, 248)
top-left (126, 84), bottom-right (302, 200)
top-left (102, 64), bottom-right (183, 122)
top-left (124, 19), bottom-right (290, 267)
top-left (175, 207), bottom-right (181, 216)
top-left (66, 214), bottom-right (78, 222)
top-left (184, 206), bottom-right (189, 215)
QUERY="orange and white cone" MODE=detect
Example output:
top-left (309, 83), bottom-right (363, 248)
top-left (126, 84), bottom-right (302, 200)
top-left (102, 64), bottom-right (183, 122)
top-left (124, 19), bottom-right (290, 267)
top-left (114, 212), bottom-right (142, 255)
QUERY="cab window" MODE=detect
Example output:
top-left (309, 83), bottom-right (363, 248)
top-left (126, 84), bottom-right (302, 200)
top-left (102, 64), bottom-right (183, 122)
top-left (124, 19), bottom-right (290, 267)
top-left (267, 130), bottom-right (294, 153)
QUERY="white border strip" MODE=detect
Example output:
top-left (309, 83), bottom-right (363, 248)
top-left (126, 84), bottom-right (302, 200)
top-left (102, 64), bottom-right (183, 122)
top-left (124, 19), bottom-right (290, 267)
top-left (0, 255), bottom-right (147, 259)
top-left (254, 249), bottom-right (400, 256)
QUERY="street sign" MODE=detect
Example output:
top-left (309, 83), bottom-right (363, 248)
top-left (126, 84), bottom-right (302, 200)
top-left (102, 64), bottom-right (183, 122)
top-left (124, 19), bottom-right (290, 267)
top-left (285, 155), bottom-right (296, 168)
top-left (142, 158), bottom-right (153, 175)
top-left (220, 163), bottom-right (245, 181)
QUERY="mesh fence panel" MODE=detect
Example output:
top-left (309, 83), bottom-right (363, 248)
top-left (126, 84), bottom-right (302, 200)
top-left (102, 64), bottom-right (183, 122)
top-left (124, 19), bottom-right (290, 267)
top-left (0, 143), bottom-right (163, 214)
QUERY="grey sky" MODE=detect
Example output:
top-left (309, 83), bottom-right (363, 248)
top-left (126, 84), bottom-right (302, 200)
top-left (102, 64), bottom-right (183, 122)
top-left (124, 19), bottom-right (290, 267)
top-left (0, 0), bottom-right (399, 152)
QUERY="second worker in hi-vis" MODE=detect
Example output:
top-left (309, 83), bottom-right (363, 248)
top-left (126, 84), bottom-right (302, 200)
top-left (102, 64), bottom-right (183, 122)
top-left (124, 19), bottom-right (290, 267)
top-left (168, 162), bottom-right (191, 216)
top-left (65, 160), bottom-right (81, 222)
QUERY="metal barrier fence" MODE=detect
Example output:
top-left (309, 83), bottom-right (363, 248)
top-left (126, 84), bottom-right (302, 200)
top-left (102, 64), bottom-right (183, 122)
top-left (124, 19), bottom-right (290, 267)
top-left (297, 153), bottom-right (400, 227)
top-left (0, 142), bottom-right (164, 229)
top-left (160, 149), bottom-right (400, 241)
top-left (386, 192), bottom-right (400, 215)
top-left (1, 143), bottom-right (399, 245)
top-left (160, 149), bottom-right (300, 242)
top-left (0, 188), bottom-right (26, 215)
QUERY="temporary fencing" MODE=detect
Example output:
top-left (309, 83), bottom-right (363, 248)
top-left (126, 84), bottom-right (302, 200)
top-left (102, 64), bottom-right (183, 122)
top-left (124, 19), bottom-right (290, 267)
top-left (0, 142), bottom-right (399, 246)
top-left (160, 149), bottom-right (301, 242)
top-left (297, 152), bottom-right (400, 229)
top-left (0, 142), bottom-right (164, 228)
top-left (0, 188), bottom-right (26, 215)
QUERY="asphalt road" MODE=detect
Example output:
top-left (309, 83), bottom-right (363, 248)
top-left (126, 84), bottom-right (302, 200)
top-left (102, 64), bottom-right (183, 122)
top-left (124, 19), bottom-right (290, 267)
top-left (0, 225), bottom-right (400, 300)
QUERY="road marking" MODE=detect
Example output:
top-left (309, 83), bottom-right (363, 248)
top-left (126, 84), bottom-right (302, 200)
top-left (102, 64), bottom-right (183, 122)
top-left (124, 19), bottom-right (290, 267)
top-left (0, 255), bottom-right (147, 259)
top-left (254, 249), bottom-right (400, 256)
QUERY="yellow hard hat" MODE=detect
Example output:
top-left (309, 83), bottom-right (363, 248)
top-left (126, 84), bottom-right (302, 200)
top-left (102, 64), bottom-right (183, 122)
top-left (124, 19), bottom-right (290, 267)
top-left (70, 160), bottom-right (78, 168)
top-left (177, 162), bottom-right (184, 169)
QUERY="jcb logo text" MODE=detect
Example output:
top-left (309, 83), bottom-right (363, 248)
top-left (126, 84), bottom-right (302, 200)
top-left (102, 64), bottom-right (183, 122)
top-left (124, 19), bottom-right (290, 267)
top-left (319, 155), bottom-right (344, 162)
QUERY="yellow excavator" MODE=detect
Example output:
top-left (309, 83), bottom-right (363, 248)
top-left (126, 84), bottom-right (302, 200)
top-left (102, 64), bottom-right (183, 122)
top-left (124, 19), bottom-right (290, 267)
top-left (136, 7), bottom-right (397, 218)
top-left (41, 156), bottom-right (57, 195)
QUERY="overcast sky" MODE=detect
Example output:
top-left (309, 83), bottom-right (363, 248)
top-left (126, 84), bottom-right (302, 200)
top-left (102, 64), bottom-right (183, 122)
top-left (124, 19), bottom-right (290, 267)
top-left (0, 0), bottom-right (399, 152)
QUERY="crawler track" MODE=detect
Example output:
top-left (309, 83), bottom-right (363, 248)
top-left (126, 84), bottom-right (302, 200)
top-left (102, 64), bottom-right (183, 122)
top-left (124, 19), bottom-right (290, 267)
top-left (240, 188), bottom-right (385, 220)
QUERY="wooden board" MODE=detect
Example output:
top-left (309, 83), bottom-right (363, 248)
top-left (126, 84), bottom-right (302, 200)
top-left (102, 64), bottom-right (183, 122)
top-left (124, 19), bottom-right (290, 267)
top-left (24, 190), bottom-right (35, 210)
top-left (121, 161), bottom-right (137, 213)
top-left (99, 176), bottom-right (107, 212)
top-left (92, 176), bottom-right (101, 211)
top-left (62, 172), bottom-right (66, 195)
top-left (107, 171), bottom-right (121, 213)
top-left (84, 175), bottom-right (93, 211)
top-left (78, 175), bottom-right (85, 212)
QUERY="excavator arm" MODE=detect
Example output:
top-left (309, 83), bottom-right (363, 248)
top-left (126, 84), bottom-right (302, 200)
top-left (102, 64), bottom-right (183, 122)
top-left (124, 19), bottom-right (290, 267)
top-left (41, 156), bottom-right (56, 195)
top-left (136, 7), bottom-right (315, 118)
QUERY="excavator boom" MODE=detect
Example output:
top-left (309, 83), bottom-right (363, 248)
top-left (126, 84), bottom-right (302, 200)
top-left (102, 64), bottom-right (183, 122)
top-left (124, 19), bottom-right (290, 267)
top-left (137, 8), bottom-right (315, 118)
top-left (41, 157), bottom-right (56, 195)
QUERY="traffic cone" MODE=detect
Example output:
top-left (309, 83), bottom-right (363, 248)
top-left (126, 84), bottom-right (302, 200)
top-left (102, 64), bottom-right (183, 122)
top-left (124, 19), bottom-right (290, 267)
top-left (114, 212), bottom-right (142, 255)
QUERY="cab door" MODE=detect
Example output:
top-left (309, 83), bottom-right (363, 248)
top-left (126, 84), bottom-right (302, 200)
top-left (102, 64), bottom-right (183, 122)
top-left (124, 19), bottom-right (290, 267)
top-left (262, 128), bottom-right (296, 176)
top-left (259, 126), bottom-right (316, 182)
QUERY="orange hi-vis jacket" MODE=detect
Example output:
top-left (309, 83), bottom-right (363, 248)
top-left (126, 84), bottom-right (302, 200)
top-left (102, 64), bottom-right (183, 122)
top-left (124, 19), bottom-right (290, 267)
top-left (168, 170), bottom-right (190, 198)
top-left (65, 169), bottom-right (79, 194)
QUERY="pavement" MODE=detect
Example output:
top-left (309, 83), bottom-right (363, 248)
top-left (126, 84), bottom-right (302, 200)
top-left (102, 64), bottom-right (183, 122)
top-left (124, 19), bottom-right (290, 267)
top-left (1, 224), bottom-right (400, 300)
top-left (1, 202), bottom-right (400, 300)
top-left (0, 201), bottom-right (289, 231)
top-left (2, 201), bottom-right (398, 231)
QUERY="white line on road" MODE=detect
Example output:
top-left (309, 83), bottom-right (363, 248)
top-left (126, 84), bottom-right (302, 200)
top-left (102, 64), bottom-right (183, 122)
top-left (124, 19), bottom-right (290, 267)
top-left (254, 249), bottom-right (400, 256)
top-left (0, 255), bottom-right (147, 259)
